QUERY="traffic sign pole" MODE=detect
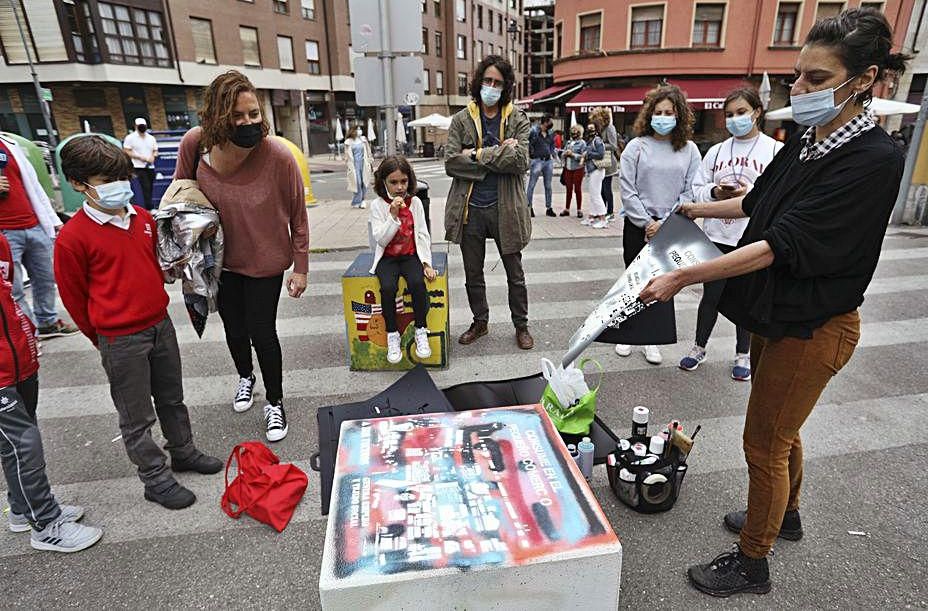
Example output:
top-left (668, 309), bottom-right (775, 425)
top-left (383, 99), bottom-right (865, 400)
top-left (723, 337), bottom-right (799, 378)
top-left (379, 0), bottom-right (396, 156)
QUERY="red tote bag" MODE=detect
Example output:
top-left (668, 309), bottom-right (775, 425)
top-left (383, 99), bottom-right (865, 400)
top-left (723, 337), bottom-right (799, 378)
top-left (220, 442), bottom-right (308, 533)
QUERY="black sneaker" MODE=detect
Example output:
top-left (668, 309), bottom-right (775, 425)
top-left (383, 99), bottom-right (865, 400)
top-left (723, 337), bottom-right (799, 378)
top-left (687, 544), bottom-right (771, 598)
top-left (264, 401), bottom-right (288, 442)
top-left (171, 451), bottom-right (223, 474)
top-left (233, 374), bottom-right (256, 413)
top-left (545, 208), bottom-right (556, 217)
top-left (530, 207), bottom-right (536, 217)
top-left (37, 320), bottom-right (80, 339)
top-left (144, 482), bottom-right (196, 510)
top-left (724, 509), bottom-right (804, 541)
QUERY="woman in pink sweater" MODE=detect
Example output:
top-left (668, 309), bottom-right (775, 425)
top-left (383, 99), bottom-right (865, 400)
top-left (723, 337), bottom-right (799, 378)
top-left (175, 70), bottom-right (309, 443)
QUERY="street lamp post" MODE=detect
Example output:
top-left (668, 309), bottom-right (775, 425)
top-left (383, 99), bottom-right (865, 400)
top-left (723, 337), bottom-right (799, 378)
top-left (8, 0), bottom-right (58, 146)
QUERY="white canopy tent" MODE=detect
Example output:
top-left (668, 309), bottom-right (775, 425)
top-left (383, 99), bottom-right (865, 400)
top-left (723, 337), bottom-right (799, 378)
top-left (408, 113), bottom-right (453, 130)
top-left (765, 97), bottom-right (920, 121)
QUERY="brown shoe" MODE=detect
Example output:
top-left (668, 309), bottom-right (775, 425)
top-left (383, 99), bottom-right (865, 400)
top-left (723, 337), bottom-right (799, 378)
top-left (458, 321), bottom-right (488, 345)
top-left (515, 326), bottom-right (534, 350)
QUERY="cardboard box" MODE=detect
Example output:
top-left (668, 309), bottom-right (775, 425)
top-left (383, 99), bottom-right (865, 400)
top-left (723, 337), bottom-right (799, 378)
top-left (342, 252), bottom-right (449, 370)
top-left (319, 404), bottom-right (623, 610)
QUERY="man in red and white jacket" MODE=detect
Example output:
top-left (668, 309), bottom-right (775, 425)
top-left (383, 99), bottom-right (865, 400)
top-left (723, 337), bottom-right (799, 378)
top-left (0, 232), bottom-right (103, 552)
top-left (55, 135), bottom-right (221, 511)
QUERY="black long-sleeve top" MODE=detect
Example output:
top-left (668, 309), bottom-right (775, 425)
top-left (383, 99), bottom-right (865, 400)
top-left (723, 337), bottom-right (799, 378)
top-left (719, 127), bottom-right (904, 339)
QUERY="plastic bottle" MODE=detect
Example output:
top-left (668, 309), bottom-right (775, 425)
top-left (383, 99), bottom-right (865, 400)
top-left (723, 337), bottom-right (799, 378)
top-left (578, 437), bottom-right (595, 480)
top-left (632, 406), bottom-right (649, 438)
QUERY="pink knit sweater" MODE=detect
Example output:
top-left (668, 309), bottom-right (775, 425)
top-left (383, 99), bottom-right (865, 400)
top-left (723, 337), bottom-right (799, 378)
top-left (175, 127), bottom-right (309, 277)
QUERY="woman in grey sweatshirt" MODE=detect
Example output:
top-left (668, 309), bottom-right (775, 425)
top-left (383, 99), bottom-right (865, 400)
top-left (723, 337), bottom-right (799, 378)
top-left (617, 84), bottom-right (701, 365)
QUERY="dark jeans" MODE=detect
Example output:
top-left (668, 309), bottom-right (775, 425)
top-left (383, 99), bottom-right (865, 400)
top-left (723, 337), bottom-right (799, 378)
top-left (135, 168), bottom-right (156, 210)
top-left (696, 242), bottom-right (750, 354)
top-left (602, 174), bottom-right (615, 216)
top-left (562, 168), bottom-right (584, 210)
top-left (98, 317), bottom-right (196, 491)
top-left (0, 374), bottom-right (61, 529)
top-left (374, 254), bottom-right (429, 332)
top-left (461, 204), bottom-right (528, 327)
top-left (217, 271), bottom-right (284, 404)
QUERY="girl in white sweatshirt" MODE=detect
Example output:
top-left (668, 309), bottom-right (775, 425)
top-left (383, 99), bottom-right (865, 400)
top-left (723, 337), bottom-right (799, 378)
top-left (683, 88), bottom-right (784, 381)
top-left (368, 155), bottom-right (436, 364)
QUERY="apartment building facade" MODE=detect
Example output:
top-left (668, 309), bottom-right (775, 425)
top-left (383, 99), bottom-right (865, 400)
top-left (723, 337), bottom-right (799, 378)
top-left (546, 0), bottom-right (915, 146)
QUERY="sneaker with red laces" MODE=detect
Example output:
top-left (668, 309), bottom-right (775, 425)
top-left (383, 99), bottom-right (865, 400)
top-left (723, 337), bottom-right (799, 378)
top-left (37, 320), bottom-right (79, 339)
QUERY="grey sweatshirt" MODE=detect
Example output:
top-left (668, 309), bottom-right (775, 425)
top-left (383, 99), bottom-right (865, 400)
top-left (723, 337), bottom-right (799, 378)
top-left (619, 136), bottom-right (702, 228)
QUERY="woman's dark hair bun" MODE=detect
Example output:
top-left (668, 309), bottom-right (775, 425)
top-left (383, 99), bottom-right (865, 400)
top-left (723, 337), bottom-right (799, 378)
top-left (806, 7), bottom-right (912, 105)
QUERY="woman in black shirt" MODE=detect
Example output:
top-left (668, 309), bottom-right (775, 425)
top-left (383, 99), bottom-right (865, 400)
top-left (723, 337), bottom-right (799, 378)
top-left (640, 8), bottom-right (908, 598)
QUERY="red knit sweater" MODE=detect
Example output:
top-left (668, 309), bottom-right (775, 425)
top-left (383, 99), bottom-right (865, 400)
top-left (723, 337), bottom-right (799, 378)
top-left (54, 206), bottom-right (169, 345)
top-left (0, 233), bottom-right (38, 386)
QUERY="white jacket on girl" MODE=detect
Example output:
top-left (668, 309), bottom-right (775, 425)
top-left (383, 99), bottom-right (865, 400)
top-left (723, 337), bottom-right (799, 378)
top-left (368, 195), bottom-right (433, 274)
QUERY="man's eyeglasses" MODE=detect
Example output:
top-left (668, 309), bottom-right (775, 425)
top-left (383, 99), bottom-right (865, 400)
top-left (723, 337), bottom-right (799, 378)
top-left (481, 77), bottom-right (505, 89)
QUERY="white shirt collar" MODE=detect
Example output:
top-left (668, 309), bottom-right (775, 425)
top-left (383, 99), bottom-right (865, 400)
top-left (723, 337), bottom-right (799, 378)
top-left (82, 202), bottom-right (136, 230)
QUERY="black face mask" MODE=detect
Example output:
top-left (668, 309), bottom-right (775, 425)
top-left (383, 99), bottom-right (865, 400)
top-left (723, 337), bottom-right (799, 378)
top-left (137, 125), bottom-right (147, 133)
top-left (231, 123), bottom-right (263, 148)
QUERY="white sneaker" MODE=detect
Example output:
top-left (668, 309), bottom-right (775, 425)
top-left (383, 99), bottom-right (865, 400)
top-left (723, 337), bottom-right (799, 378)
top-left (592, 219), bottom-right (608, 229)
top-left (263, 401), bottom-right (288, 442)
top-left (642, 345), bottom-right (663, 365)
top-left (614, 344), bottom-right (631, 357)
top-left (414, 327), bottom-right (432, 359)
top-left (580, 217), bottom-right (592, 226)
top-left (233, 374), bottom-right (256, 413)
top-left (386, 331), bottom-right (402, 364)
top-left (31, 519), bottom-right (103, 553)
top-left (8, 504), bottom-right (84, 533)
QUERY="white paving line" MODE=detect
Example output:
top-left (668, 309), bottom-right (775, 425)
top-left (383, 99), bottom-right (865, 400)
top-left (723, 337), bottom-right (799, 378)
top-left (3, 392), bottom-right (925, 557)
top-left (34, 316), bottom-right (928, 420)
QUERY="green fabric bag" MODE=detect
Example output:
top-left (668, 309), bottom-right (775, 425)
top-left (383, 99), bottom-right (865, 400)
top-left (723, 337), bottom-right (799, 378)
top-left (541, 358), bottom-right (603, 435)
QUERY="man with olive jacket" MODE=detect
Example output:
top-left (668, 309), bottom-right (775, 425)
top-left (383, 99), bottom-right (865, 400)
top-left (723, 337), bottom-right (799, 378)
top-left (444, 55), bottom-right (534, 350)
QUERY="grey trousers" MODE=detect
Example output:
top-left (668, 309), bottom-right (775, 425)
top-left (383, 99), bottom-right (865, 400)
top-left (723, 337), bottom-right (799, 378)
top-left (460, 204), bottom-right (529, 327)
top-left (0, 375), bottom-right (61, 529)
top-left (98, 317), bottom-right (196, 491)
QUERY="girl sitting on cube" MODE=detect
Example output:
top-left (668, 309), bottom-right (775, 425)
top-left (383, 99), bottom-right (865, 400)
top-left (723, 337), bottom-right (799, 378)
top-left (368, 155), bottom-right (437, 363)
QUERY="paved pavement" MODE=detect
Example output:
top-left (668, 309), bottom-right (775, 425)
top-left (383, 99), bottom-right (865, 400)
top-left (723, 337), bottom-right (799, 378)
top-left (2, 211), bottom-right (927, 608)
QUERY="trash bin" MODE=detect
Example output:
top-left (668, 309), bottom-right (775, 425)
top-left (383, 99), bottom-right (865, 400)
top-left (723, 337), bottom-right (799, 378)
top-left (422, 141), bottom-right (435, 158)
top-left (415, 179), bottom-right (430, 232)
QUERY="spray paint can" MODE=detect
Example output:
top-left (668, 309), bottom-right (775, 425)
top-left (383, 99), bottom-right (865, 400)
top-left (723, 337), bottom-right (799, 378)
top-left (567, 443), bottom-right (580, 466)
top-left (578, 437), bottom-right (595, 480)
top-left (632, 406), bottom-right (650, 438)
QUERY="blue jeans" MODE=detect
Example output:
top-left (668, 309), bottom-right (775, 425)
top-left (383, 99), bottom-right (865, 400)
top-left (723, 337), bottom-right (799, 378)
top-left (2, 225), bottom-right (57, 327)
top-left (526, 158), bottom-right (553, 209)
top-left (351, 156), bottom-right (366, 206)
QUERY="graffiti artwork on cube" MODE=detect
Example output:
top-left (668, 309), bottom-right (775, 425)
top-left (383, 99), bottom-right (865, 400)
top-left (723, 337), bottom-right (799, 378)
top-left (319, 404), bottom-right (622, 610)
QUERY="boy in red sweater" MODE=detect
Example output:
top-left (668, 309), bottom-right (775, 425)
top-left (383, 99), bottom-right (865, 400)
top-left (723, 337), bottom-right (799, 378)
top-left (0, 232), bottom-right (103, 551)
top-left (55, 136), bottom-right (221, 510)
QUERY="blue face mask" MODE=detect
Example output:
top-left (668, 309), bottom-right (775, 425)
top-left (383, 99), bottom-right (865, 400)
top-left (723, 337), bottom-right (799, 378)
top-left (480, 85), bottom-right (502, 107)
top-left (726, 114), bottom-right (755, 138)
top-left (651, 115), bottom-right (677, 136)
top-left (790, 76), bottom-right (856, 127)
top-left (86, 180), bottom-right (133, 211)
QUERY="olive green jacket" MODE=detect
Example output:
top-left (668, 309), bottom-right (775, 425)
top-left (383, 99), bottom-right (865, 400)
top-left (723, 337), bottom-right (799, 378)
top-left (443, 101), bottom-right (532, 254)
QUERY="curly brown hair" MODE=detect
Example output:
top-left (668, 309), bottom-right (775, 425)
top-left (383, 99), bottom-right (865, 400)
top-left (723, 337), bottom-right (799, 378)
top-left (632, 85), bottom-right (694, 151)
top-left (198, 70), bottom-right (270, 151)
top-left (588, 106), bottom-right (612, 132)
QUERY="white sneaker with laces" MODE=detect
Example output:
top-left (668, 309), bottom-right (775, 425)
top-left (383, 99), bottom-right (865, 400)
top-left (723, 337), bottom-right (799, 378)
top-left (233, 374), bottom-right (256, 413)
top-left (7, 504), bottom-right (84, 533)
top-left (580, 217), bottom-right (592, 226)
top-left (386, 331), bottom-right (402, 364)
top-left (592, 219), bottom-right (608, 229)
top-left (30, 519), bottom-right (103, 553)
top-left (642, 345), bottom-right (663, 365)
top-left (414, 327), bottom-right (431, 359)
top-left (264, 401), bottom-right (288, 442)
top-left (614, 344), bottom-right (631, 357)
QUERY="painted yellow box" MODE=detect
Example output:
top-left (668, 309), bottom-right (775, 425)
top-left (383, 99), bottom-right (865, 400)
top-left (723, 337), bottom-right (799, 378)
top-left (342, 252), bottom-right (449, 370)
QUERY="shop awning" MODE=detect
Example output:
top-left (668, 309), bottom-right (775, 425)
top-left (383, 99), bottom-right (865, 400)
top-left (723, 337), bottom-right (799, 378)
top-left (565, 79), bottom-right (750, 112)
top-left (515, 83), bottom-right (584, 108)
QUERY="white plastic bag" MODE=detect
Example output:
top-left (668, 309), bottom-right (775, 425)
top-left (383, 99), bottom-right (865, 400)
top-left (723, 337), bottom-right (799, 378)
top-left (541, 358), bottom-right (591, 407)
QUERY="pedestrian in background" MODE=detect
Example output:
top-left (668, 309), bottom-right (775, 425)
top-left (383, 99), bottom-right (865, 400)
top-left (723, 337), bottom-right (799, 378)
top-left (123, 118), bottom-right (158, 210)
top-left (684, 88), bottom-right (783, 381)
top-left (175, 70), bottom-right (309, 443)
top-left (444, 55), bottom-right (534, 351)
top-left (590, 107), bottom-right (622, 221)
top-left (581, 123), bottom-right (608, 229)
top-left (345, 125), bottom-right (373, 209)
top-left (640, 7), bottom-right (908, 597)
top-left (526, 114), bottom-right (556, 217)
top-left (559, 124), bottom-right (586, 217)
top-left (617, 84), bottom-right (701, 365)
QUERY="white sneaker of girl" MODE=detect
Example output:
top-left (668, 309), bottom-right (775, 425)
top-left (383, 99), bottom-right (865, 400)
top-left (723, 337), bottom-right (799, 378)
top-left (386, 331), bottom-right (402, 364)
top-left (414, 327), bottom-right (432, 359)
